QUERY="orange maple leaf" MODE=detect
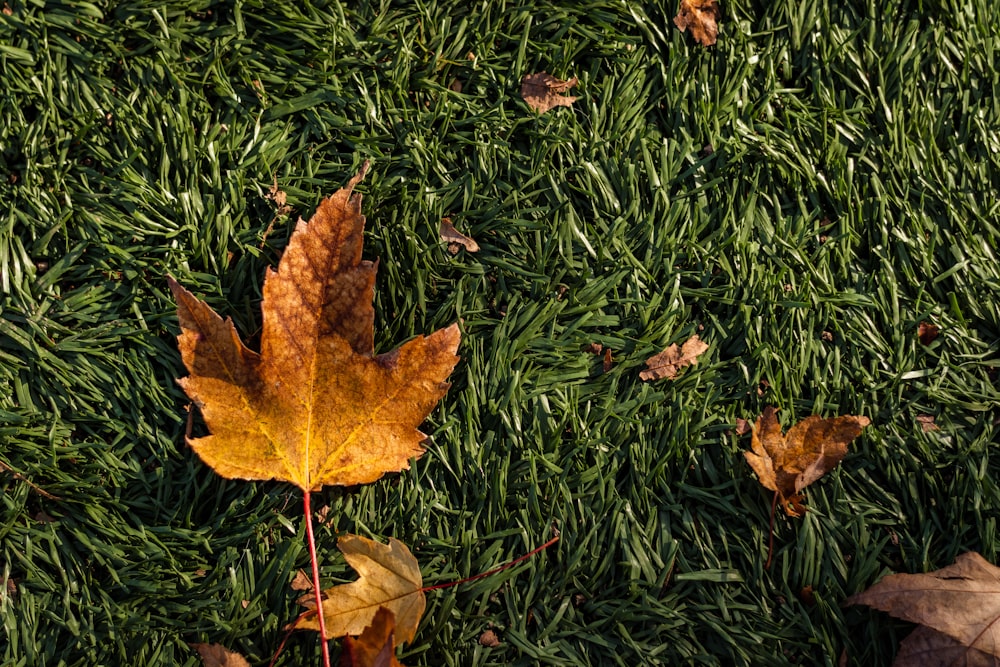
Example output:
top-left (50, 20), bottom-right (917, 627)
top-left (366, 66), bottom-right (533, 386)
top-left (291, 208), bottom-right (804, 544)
top-left (744, 406), bottom-right (869, 516)
top-left (170, 165), bottom-right (461, 492)
top-left (294, 534), bottom-right (424, 645)
top-left (846, 552), bottom-right (1000, 665)
top-left (673, 0), bottom-right (721, 47)
top-left (341, 607), bottom-right (406, 667)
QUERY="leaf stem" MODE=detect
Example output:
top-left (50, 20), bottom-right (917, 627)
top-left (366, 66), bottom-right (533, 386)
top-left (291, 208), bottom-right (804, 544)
top-left (422, 535), bottom-right (560, 592)
top-left (303, 491), bottom-right (332, 667)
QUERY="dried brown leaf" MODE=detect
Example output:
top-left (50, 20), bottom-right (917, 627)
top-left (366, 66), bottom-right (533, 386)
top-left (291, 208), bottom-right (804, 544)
top-left (744, 406), bottom-right (870, 517)
top-left (673, 0), bottom-right (721, 47)
top-left (439, 218), bottom-right (479, 253)
top-left (521, 72), bottom-right (578, 114)
top-left (602, 348), bottom-right (613, 373)
top-left (192, 643), bottom-right (251, 667)
top-left (846, 552), bottom-right (1000, 665)
top-left (640, 335), bottom-right (708, 381)
top-left (291, 569), bottom-right (313, 591)
top-left (479, 629), bottom-right (501, 647)
top-left (918, 321), bottom-right (940, 345)
top-left (916, 414), bottom-right (940, 432)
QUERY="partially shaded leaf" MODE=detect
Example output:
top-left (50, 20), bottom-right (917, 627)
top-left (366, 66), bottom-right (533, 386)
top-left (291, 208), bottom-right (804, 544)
top-left (439, 217), bottom-right (479, 253)
top-left (192, 643), bottom-right (251, 667)
top-left (294, 534), bottom-right (424, 646)
top-left (744, 407), bottom-right (869, 516)
top-left (846, 552), bottom-right (1000, 663)
top-left (341, 607), bottom-right (405, 667)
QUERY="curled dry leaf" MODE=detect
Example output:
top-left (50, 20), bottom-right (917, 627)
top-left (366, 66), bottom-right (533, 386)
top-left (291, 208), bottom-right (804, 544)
top-left (744, 406), bottom-right (870, 517)
top-left (520, 72), bottom-right (578, 114)
top-left (439, 217), bottom-right (479, 253)
top-left (640, 335), bottom-right (708, 381)
top-left (846, 552), bottom-right (1000, 666)
top-left (918, 321), bottom-right (940, 345)
top-left (673, 0), bottom-right (721, 47)
top-left (341, 607), bottom-right (405, 667)
top-left (170, 164), bottom-right (461, 492)
top-left (192, 643), bottom-right (251, 667)
top-left (294, 534), bottom-right (424, 646)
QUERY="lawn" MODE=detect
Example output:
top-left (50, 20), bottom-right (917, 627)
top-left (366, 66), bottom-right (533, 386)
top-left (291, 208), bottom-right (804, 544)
top-left (1, 1), bottom-right (999, 665)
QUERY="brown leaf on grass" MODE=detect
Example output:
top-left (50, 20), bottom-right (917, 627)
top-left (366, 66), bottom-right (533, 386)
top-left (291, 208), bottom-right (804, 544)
top-left (291, 569), bottom-right (313, 591)
top-left (734, 418), bottom-right (751, 436)
top-left (918, 321), bottom-right (940, 345)
top-left (640, 335), bottom-right (708, 381)
top-left (916, 414), bottom-right (940, 432)
top-left (439, 217), bottom-right (479, 253)
top-left (294, 534), bottom-right (424, 646)
top-left (602, 348), bottom-right (613, 373)
top-left (846, 552), bottom-right (1000, 665)
top-left (585, 342), bottom-right (603, 355)
top-left (170, 164), bottom-right (461, 492)
top-left (520, 72), bottom-right (578, 114)
top-left (479, 629), bottom-right (501, 647)
top-left (341, 607), bottom-right (405, 667)
top-left (673, 0), bottom-right (721, 47)
top-left (192, 643), bottom-right (251, 667)
top-left (744, 406), bottom-right (870, 517)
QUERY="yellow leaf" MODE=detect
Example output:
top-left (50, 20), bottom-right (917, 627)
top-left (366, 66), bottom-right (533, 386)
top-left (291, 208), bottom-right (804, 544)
top-left (170, 165), bottom-right (461, 492)
top-left (294, 534), bottom-right (424, 646)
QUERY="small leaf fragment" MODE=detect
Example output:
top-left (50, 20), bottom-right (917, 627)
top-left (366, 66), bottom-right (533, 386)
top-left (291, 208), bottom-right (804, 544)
top-left (918, 321), bottom-right (940, 345)
top-left (640, 335), bottom-right (708, 381)
top-left (291, 569), bottom-right (313, 591)
top-left (439, 217), bottom-right (479, 253)
top-left (673, 0), bottom-right (721, 47)
top-left (744, 407), bottom-right (869, 517)
top-left (521, 72), bottom-right (578, 114)
top-left (846, 552), bottom-right (1000, 664)
top-left (341, 607), bottom-right (405, 667)
top-left (294, 534), bottom-right (424, 646)
top-left (192, 643), bottom-right (251, 667)
top-left (916, 414), bottom-right (940, 432)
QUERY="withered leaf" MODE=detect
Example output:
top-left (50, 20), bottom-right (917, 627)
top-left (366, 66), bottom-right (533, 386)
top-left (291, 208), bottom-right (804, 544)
top-left (744, 406), bottom-right (870, 517)
top-left (916, 414), bottom-right (940, 432)
top-left (341, 607), bottom-right (405, 667)
top-left (294, 534), bottom-right (424, 646)
top-left (479, 629), bottom-right (501, 647)
top-left (673, 0), bottom-right (721, 47)
top-left (291, 569), bottom-right (313, 591)
top-left (918, 321), bottom-right (940, 345)
top-left (640, 335), bottom-right (708, 381)
top-left (170, 165), bottom-right (461, 492)
top-left (602, 348), bottom-right (613, 374)
top-left (192, 643), bottom-right (251, 667)
top-left (846, 552), bottom-right (1000, 665)
top-left (521, 72), bottom-right (578, 114)
top-left (439, 217), bottom-right (479, 253)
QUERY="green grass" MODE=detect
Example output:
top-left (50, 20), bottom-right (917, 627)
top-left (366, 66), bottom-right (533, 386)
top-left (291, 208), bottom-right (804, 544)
top-left (2, 0), bottom-right (999, 664)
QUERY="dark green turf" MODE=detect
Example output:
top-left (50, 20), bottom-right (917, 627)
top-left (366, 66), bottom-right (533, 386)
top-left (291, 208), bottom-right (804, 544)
top-left (1, 0), bottom-right (999, 665)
